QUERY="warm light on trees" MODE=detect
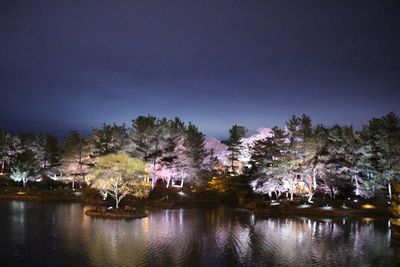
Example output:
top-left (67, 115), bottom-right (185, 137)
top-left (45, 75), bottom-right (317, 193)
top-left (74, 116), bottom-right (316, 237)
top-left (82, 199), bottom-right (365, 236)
top-left (87, 154), bottom-right (150, 209)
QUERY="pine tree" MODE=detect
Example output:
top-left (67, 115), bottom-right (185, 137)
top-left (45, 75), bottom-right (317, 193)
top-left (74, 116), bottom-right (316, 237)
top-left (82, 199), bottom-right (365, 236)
top-left (90, 123), bottom-right (127, 156)
top-left (63, 130), bottom-right (90, 187)
top-left (226, 125), bottom-right (247, 174)
top-left (183, 122), bottom-right (207, 188)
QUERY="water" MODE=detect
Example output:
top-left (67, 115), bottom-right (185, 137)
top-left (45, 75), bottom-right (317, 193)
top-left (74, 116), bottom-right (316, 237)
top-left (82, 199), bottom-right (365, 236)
top-left (0, 201), bottom-right (398, 267)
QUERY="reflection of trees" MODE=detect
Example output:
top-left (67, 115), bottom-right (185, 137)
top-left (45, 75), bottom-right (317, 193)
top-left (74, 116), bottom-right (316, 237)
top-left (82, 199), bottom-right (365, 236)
top-left (9, 201), bottom-right (26, 245)
top-left (251, 218), bottom-right (395, 266)
top-left (4, 202), bottom-right (396, 266)
top-left (81, 217), bottom-right (147, 266)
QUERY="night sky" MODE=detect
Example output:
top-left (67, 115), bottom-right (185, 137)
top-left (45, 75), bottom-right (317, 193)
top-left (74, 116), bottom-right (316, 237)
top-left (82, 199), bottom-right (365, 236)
top-left (1, 1), bottom-right (399, 139)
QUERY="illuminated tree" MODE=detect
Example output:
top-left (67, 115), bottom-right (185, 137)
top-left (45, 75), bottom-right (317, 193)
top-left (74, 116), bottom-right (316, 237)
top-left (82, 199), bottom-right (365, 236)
top-left (129, 115), bottom-right (161, 160)
top-left (90, 123), bottom-right (127, 156)
top-left (37, 134), bottom-right (61, 169)
top-left (240, 127), bottom-right (274, 169)
top-left (129, 116), bottom-right (208, 189)
top-left (129, 116), bottom-right (170, 187)
top-left (183, 122), bottom-right (207, 187)
top-left (87, 154), bottom-right (149, 209)
top-left (0, 131), bottom-right (14, 174)
top-left (203, 136), bottom-right (229, 167)
top-left (208, 173), bottom-right (232, 193)
top-left (12, 137), bottom-right (40, 180)
top-left (226, 125), bottom-right (247, 174)
top-left (250, 127), bottom-right (284, 177)
top-left (251, 177), bottom-right (284, 199)
top-left (63, 130), bottom-right (91, 188)
top-left (362, 112), bottom-right (400, 199)
top-left (10, 168), bottom-right (29, 187)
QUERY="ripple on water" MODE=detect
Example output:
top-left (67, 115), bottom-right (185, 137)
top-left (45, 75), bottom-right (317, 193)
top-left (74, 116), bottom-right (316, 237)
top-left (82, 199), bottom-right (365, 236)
top-left (0, 202), bottom-right (399, 267)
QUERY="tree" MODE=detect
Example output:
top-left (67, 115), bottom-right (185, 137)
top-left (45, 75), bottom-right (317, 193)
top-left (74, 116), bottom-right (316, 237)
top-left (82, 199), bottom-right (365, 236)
top-left (37, 134), bottom-right (61, 169)
top-left (0, 131), bottom-right (14, 174)
top-left (129, 115), bottom-right (160, 161)
top-left (129, 115), bottom-right (168, 187)
top-left (183, 122), bottom-right (207, 187)
top-left (152, 117), bottom-right (186, 188)
top-left (208, 172), bottom-right (232, 193)
top-left (63, 130), bottom-right (90, 188)
top-left (12, 133), bottom-right (40, 179)
top-left (87, 154), bottom-right (149, 209)
top-left (10, 168), bottom-right (29, 187)
top-left (250, 127), bottom-right (284, 177)
top-left (90, 123), bottom-right (127, 156)
top-left (226, 125), bottom-right (247, 174)
top-left (129, 116), bottom-right (208, 189)
top-left (362, 112), bottom-right (400, 199)
top-left (240, 128), bottom-right (274, 169)
top-left (250, 127), bottom-right (294, 200)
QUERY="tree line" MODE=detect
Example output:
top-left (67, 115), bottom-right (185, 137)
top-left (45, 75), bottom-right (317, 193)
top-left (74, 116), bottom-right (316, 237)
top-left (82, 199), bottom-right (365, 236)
top-left (245, 112), bottom-right (400, 202)
top-left (0, 113), bottom-right (399, 203)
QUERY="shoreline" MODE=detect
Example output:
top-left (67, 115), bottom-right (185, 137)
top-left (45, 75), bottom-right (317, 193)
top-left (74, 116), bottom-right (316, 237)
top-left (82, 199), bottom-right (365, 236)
top-left (251, 206), bottom-right (391, 218)
top-left (0, 193), bottom-right (393, 219)
top-left (84, 209), bottom-right (148, 219)
top-left (0, 192), bottom-right (104, 204)
top-left (245, 199), bottom-right (392, 218)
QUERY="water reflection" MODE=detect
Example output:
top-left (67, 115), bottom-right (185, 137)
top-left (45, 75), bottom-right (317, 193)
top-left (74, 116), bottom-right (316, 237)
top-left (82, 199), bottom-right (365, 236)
top-left (0, 202), bottom-right (399, 266)
top-left (9, 201), bottom-right (26, 255)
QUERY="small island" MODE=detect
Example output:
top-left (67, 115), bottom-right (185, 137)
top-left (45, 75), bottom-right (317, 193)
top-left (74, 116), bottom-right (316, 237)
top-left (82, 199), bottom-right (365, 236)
top-left (84, 206), bottom-right (148, 219)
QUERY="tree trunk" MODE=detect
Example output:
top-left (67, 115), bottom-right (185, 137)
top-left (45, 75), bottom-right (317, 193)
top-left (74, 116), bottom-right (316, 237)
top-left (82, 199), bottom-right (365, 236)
top-left (312, 170), bottom-right (317, 190)
top-left (115, 197), bottom-right (119, 209)
top-left (1, 157), bottom-right (5, 174)
top-left (308, 192), bottom-right (314, 203)
top-left (151, 155), bottom-right (157, 189)
top-left (115, 188), bottom-right (120, 209)
top-left (354, 174), bottom-right (360, 196)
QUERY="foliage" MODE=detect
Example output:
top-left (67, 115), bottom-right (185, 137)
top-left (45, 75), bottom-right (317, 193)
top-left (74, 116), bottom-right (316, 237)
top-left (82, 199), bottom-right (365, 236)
top-left (37, 134), bottom-right (61, 168)
top-left (1, 112), bottom-right (400, 204)
top-left (10, 168), bottom-right (29, 187)
top-left (247, 112), bottom-right (400, 201)
top-left (63, 130), bottom-right (91, 186)
top-left (226, 125), bottom-right (247, 174)
top-left (90, 123), bottom-right (127, 156)
top-left (87, 154), bottom-right (149, 208)
top-left (208, 173), bottom-right (232, 193)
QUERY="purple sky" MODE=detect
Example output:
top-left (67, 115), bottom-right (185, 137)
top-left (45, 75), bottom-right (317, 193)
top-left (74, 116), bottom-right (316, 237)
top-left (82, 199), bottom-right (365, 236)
top-left (1, 0), bottom-right (399, 139)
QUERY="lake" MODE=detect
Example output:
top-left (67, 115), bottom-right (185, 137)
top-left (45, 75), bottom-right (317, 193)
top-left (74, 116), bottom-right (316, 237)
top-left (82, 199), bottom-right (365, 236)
top-left (0, 201), bottom-right (398, 266)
